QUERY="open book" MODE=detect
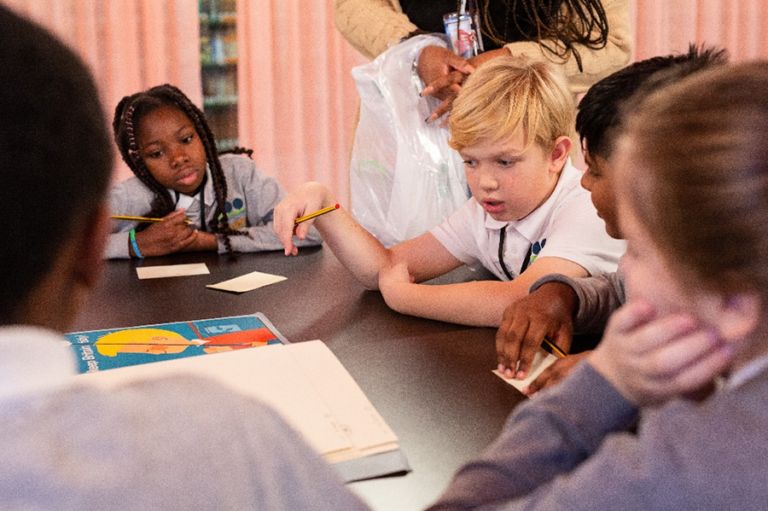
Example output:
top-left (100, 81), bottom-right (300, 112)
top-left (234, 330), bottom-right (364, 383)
top-left (68, 317), bottom-right (408, 482)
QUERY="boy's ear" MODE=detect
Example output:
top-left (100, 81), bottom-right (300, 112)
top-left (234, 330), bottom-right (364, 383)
top-left (72, 202), bottom-right (110, 290)
top-left (549, 136), bottom-right (572, 172)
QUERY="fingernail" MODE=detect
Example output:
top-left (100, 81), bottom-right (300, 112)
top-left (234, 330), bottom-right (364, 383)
top-left (516, 370), bottom-right (525, 380)
top-left (497, 364), bottom-right (504, 372)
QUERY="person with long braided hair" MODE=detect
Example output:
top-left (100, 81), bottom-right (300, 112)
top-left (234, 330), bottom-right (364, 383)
top-left (335, 0), bottom-right (631, 120)
top-left (107, 84), bottom-right (322, 258)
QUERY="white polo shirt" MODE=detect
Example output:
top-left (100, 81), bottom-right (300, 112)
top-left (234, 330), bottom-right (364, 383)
top-left (430, 160), bottom-right (626, 281)
top-left (0, 325), bottom-right (77, 407)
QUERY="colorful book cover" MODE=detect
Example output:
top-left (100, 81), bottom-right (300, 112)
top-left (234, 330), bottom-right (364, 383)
top-left (66, 313), bottom-right (288, 374)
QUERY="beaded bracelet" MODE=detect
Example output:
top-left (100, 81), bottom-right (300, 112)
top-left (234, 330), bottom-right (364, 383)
top-left (129, 228), bottom-right (144, 259)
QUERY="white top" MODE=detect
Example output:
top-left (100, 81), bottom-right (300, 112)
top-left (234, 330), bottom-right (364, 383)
top-left (0, 325), bottom-right (77, 406)
top-left (430, 160), bottom-right (626, 281)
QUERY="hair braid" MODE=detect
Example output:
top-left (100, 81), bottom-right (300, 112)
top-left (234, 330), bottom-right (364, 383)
top-left (113, 96), bottom-right (176, 224)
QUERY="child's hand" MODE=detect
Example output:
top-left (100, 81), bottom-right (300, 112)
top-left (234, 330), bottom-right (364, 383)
top-left (589, 299), bottom-right (733, 408)
top-left (522, 352), bottom-right (590, 396)
top-left (495, 282), bottom-right (577, 380)
top-left (133, 209), bottom-right (197, 257)
top-left (273, 182), bottom-right (333, 256)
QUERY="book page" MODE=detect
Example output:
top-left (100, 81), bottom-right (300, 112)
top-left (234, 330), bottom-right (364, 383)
top-left (286, 341), bottom-right (399, 462)
top-left (75, 341), bottom-right (397, 463)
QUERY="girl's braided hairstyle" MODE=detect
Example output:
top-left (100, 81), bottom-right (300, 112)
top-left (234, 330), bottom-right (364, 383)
top-left (112, 84), bottom-right (246, 254)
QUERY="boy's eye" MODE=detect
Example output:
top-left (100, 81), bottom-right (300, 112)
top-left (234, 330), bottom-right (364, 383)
top-left (498, 159), bottom-right (514, 167)
top-left (462, 160), bottom-right (476, 167)
top-left (181, 134), bottom-right (194, 144)
top-left (147, 150), bottom-right (163, 159)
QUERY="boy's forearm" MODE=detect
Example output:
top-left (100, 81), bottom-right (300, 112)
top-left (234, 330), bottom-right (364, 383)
top-left (380, 280), bottom-right (529, 327)
top-left (314, 205), bottom-right (391, 290)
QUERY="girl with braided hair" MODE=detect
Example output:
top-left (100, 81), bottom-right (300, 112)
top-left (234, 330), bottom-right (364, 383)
top-left (106, 84), bottom-right (322, 258)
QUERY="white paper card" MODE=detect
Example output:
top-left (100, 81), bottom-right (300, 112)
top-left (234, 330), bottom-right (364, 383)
top-left (136, 263), bottom-right (210, 279)
top-left (206, 270), bottom-right (286, 293)
top-left (493, 349), bottom-right (559, 393)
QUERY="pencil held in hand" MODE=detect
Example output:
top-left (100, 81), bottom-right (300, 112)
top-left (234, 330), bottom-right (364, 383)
top-left (294, 204), bottom-right (340, 224)
top-left (111, 215), bottom-right (192, 225)
top-left (542, 337), bottom-right (567, 358)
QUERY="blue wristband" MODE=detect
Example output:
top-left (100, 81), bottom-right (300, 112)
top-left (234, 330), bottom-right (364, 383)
top-left (129, 229), bottom-right (144, 259)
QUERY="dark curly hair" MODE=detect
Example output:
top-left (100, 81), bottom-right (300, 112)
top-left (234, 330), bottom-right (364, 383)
top-left (470, 0), bottom-right (610, 72)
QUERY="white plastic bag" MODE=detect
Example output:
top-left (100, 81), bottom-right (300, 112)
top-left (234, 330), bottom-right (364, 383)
top-left (350, 34), bottom-right (470, 248)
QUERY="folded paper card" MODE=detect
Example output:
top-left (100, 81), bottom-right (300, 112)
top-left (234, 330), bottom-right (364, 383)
top-left (493, 349), bottom-right (559, 393)
top-left (206, 270), bottom-right (286, 293)
top-left (136, 263), bottom-right (209, 279)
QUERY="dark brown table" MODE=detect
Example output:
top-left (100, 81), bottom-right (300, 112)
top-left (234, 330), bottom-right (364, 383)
top-left (72, 246), bottom-right (526, 510)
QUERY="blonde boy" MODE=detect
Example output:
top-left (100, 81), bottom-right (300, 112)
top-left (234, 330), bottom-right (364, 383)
top-left (275, 57), bottom-right (624, 327)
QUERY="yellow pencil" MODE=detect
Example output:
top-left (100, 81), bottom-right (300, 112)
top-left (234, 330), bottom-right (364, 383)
top-left (111, 215), bottom-right (192, 225)
top-left (294, 204), bottom-right (340, 224)
top-left (542, 337), bottom-right (567, 358)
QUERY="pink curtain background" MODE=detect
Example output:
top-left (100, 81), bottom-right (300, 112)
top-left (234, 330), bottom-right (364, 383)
top-left (1, 0), bottom-right (201, 182)
top-left (5, 0), bottom-right (768, 202)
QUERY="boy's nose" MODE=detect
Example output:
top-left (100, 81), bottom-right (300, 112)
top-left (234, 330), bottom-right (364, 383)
top-left (478, 170), bottom-right (499, 190)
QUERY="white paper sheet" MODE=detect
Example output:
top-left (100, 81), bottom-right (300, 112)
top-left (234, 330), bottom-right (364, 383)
top-left (206, 271), bottom-right (286, 293)
top-left (136, 263), bottom-right (210, 279)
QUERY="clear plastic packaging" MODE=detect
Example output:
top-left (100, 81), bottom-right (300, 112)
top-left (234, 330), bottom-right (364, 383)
top-left (350, 34), bottom-right (470, 247)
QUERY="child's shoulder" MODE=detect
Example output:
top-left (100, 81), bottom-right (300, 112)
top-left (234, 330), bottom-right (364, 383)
top-left (216, 152), bottom-right (278, 190)
top-left (109, 174), bottom-right (150, 195)
top-left (218, 151), bottom-right (255, 167)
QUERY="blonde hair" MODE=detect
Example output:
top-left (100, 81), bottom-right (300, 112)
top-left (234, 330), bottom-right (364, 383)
top-left (619, 62), bottom-right (768, 301)
top-left (449, 56), bottom-right (573, 153)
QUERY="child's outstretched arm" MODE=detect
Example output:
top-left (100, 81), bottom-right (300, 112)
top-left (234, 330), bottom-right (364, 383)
top-left (379, 255), bottom-right (588, 327)
top-left (274, 182), bottom-right (461, 290)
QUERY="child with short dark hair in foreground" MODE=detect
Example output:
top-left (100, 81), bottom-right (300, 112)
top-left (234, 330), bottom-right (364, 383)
top-left (275, 56), bottom-right (624, 327)
top-left (0, 7), bottom-right (364, 509)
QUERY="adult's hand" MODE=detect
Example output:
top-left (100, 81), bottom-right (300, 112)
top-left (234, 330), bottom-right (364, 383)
top-left (417, 46), bottom-right (472, 98)
top-left (421, 48), bottom-right (510, 123)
